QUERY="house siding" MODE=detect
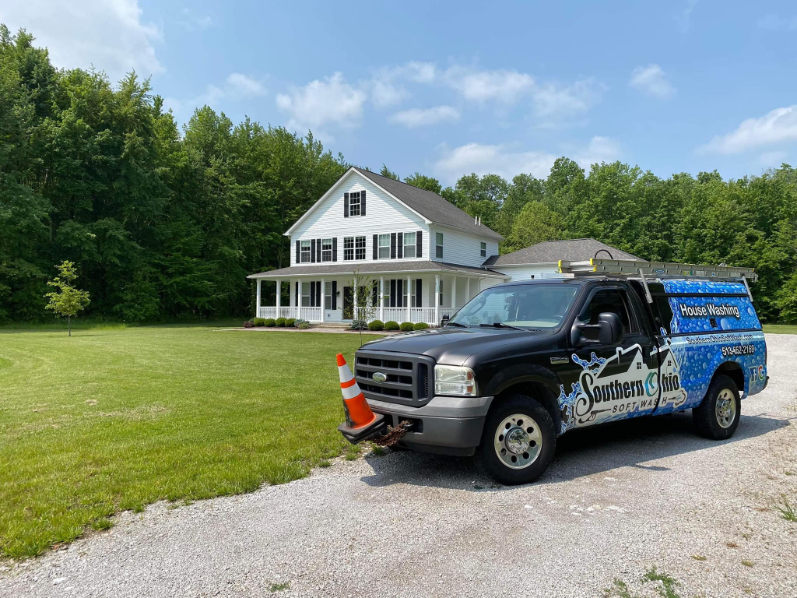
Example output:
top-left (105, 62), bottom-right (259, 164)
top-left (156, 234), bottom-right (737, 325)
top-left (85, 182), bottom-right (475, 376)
top-left (491, 264), bottom-right (561, 281)
top-left (429, 227), bottom-right (499, 269)
top-left (290, 172), bottom-right (430, 267)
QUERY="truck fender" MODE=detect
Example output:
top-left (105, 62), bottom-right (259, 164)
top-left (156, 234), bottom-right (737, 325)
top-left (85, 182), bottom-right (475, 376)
top-left (482, 364), bottom-right (564, 432)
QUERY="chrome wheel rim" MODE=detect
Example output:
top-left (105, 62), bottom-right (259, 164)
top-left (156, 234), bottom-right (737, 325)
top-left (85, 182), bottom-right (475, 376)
top-left (715, 388), bottom-right (736, 429)
top-left (493, 413), bottom-right (542, 469)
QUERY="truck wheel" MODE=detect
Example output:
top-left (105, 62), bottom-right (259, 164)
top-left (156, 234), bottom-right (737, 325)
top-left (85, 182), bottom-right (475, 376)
top-left (477, 394), bottom-right (556, 485)
top-left (692, 374), bottom-right (740, 440)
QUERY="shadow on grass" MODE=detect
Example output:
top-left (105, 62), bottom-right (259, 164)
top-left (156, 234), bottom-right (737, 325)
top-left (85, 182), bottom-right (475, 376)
top-left (359, 410), bottom-right (787, 490)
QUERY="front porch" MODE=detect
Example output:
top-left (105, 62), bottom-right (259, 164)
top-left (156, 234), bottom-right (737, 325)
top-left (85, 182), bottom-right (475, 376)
top-left (251, 266), bottom-right (506, 327)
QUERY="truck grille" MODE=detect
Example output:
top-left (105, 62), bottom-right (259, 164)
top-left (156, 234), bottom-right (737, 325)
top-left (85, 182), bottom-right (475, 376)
top-left (355, 350), bottom-right (434, 407)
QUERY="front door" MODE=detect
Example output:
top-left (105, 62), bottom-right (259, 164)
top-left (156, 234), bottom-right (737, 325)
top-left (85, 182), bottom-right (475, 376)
top-left (342, 286), bottom-right (353, 320)
top-left (559, 284), bottom-right (658, 431)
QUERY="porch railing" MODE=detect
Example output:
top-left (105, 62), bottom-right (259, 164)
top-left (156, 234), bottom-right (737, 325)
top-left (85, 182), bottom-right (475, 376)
top-left (257, 306), bottom-right (323, 322)
top-left (257, 305), bottom-right (456, 325)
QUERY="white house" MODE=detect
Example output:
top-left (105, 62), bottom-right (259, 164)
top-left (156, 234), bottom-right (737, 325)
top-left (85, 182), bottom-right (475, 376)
top-left (247, 167), bottom-right (637, 326)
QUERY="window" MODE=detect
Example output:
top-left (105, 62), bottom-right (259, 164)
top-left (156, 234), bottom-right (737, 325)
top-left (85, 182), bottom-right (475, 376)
top-left (579, 289), bottom-right (636, 336)
top-left (349, 191), bottom-right (361, 216)
top-left (403, 232), bottom-right (416, 259)
top-left (301, 282), bottom-right (311, 307)
top-left (480, 242), bottom-right (487, 257)
top-left (449, 284), bottom-right (579, 329)
top-left (321, 238), bottom-right (333, 262)
top-left (435, 233), bottom-right (444, 259)
top-left (324, 282), bottom-right (333, 309)
top-left (378, 234), bottom-right (390, 259)
top-left (344, 236), bottom-right (365, 260)
top-left (300, 240), bottom-right (311, 263)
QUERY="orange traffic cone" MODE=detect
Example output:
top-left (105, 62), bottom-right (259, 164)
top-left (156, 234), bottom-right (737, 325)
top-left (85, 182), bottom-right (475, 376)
top-left (336, 353), bottom-right (385, 443)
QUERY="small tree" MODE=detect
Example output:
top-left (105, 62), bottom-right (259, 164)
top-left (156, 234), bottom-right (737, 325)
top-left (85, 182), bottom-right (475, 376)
top-left (45, 261), bottom-right (91, 336)
top-left (349, 269), bottom-right (383, 346)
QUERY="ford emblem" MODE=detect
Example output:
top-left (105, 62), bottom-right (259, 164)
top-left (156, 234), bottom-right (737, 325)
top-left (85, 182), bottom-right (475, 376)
top-left (372, 372), bottom-right (387, 383)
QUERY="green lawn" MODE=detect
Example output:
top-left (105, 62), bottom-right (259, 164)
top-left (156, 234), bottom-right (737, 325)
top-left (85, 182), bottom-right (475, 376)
top-left (0, 325), bottom-right (371, 558)
top-left (762, 324), bottom-right (797, 334)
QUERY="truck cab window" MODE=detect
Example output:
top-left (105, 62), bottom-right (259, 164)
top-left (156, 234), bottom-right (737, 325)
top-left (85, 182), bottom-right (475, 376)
top-left (580, 289), bottom-right (635, 335)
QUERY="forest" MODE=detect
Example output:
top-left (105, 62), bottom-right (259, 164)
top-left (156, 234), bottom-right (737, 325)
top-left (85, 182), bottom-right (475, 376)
top-left (2, 26), bottom-right (796, 323)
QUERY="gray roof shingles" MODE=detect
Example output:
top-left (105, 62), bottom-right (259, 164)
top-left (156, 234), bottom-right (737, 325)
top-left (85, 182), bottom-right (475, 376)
top-left (353, 167), bottom-right (504, 241)
top-left (247, 260), bottom-right (507, 279)
top-left (483, 238), bottom-right (639, 267)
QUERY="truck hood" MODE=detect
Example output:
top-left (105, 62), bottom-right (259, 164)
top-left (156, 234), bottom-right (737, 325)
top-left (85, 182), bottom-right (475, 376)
top-left (360, 327), bottom-right (557, 366)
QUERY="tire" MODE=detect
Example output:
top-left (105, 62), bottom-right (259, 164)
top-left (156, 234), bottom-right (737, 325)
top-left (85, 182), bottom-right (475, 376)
top-left (477, 394), bottom-right (556, 485)
top-left (692, 374), bottom-right (741, 440)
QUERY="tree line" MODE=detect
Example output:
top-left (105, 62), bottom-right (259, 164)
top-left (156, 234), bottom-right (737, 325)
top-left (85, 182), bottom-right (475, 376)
top-left (1, 26), bottom-right (795, 323)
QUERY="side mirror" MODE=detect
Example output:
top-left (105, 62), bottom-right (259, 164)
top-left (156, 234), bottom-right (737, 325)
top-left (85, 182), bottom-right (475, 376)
top-left (441, 314), bottom-right (450, 327)
top-left (571, 312), bottom-right (623, 346)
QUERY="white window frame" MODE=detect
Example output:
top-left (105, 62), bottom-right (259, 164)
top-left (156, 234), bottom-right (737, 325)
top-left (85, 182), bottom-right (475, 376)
top-left (378, 234), bottom-right (390, 259)
top-left (480, 242), bottom-right (487, 257)
top-left (324, 282), bottom-right (333, 309)
top-left (321, 238), bottom-right (333, 262)
top-left (301, 282), bottom-right (311, 307)
top-left (435, 233), bottom-right (444, 259)
top-left (300, 240), bottom-right (311, 263)
top-left (355, 236), bottom-right (366, 260)
top-left (349, 191), bottom-right (361, 217)
top-left (343, 237), bottom-right (354, 261)
top-left (403, 232), bottom-right (416, 259)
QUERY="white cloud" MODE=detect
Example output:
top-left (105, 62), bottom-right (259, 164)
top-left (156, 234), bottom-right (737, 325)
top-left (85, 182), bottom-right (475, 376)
top-left (369, 61), bottom-right (436, 108)
top-left (276, 72), bottom-right (366, 137)
top-left (433, 136), bottom-right (619, 183)
top-left (164, 73), bottom-right (267, 118)
top-left (179, 9), bottom-right (213, 31)
top-left (629, 64), bottom-right (675, 98)
top-left (389, 106), bottom-right (460, 128)
top-left (757, 14), bottom-right (797, 30)
top-left (677, 0), bottom-right (698, 34)
top-left (699, 105), bottom-right (797, 154)
top-left (532, 78), bottom-right (605, 118)
top-left (0, 0), bottom-right (163, 80)
top-left (225, 73), bottom-right (267, 97)
top-left (444, 67), bottom-right (534, 103)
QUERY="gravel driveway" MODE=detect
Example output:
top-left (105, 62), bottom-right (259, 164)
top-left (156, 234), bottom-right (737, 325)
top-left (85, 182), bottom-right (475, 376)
top-left (2, 335), bottom-right (796, 598)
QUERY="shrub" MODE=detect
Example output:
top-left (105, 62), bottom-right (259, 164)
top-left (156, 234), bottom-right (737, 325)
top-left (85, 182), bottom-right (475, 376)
top-left (286, 318), bottom-right (296, 327)
top-left (243, 320), bottom-right (254, 328)
top-left (275, 317), bottom-right (286, 327)
top-left (368, 320), bottom-right (384, 331)
top-left (297, 321), bottom-right (310, 329)
top-left (413, 322), bottom-right (429, 330)
top-left (400, 322), bottom-right (414, 332)
top-left (384, 321), bottom-right (400, 331)
top-left (264, 318), bottom-right (276, 327)
top-left (253, 317), bottom-right (266, 327)
top-left (350, 319), bottom-right (367, 330)
top-left (294, 318), bottom-right (307, 328)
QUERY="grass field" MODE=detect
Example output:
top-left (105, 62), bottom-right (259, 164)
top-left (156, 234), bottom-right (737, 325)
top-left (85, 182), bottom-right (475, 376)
top-left (0, 325), bottom-right (371, 558)
top-left (762, 324), bottom-right (797, 334)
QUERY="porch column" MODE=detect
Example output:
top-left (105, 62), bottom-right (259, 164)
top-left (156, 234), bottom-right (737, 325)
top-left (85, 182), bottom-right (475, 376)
top-left (275, 280), bottom-right (281, 316)
top-left (379, 276), bottom-right (384, 321)
top-left (320, 278), bottom-right (325, 323)
top-left (256, 279), bottom-right (261, 318)
top-left (406, 275), bottom-right (411, 322)
top-left (452, 276), bottom-right (457, 310)
top-left (434, 274), bottom-right (440, 326)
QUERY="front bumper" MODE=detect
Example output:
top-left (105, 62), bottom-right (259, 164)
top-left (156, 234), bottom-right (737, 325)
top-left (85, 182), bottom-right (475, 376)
top-left (367, 395), bottom-right (494, 456)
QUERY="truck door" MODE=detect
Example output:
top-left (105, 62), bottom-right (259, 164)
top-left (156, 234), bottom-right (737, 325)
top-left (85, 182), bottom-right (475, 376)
top-left (561, 284), bottom-right (659, 430)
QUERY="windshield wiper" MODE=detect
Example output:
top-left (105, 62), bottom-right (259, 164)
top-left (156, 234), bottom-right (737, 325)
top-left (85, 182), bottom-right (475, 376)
top-left (445, 321), bottom-right (468, 328)
top-left (479, 322), bottom-right (526, 331)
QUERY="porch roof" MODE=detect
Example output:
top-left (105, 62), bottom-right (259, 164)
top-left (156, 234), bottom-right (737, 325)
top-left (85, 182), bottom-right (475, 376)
top-left (247, 260), bottom-right (508, 279)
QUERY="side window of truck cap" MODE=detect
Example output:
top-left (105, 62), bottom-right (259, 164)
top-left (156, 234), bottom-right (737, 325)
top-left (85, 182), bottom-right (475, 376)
top-left (579, 288), bottom-right (636, 335)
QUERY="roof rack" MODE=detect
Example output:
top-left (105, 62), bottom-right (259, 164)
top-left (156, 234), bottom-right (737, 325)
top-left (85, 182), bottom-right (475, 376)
top-left (557, 258), bottom-right (757, 303)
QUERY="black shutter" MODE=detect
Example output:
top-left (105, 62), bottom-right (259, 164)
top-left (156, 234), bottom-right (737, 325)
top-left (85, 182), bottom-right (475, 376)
top-left (316, 238), bottom-right (321, 262)
top-left (397, 233), bottom-right (404, 259)
top-left (295, 282), bottom-right (299, 306)
top-left (417, 231), bottom-right (423, 258)
top-left (390, 279), bottom-right (396, 307)
top-left (332, 281), bottom-right (337, 310)
top-left (416, 279), bottom-right (423, 308)
top-left (332, 238), bottom-right (337, 261)
top-left (316, 281), bottom-right (321, 308)
top-left (372, 281), bottom-right (378, 306)
top-left (373, 234), bottom-right (378, 260)
top-left (310, 239), bottom-right (316, 263)
top-left (361, 190), bottom-right (366, 216)
top-left (310, 281), bottom-right (315, 307)
top-left (397, 280), bottom-right (404, 308)
top-left (295, 240), bottom-right (300, 263)
top-left (391, 233), bottom-right (396, 259)
top-left (343, 193), bottom-right (349, 217)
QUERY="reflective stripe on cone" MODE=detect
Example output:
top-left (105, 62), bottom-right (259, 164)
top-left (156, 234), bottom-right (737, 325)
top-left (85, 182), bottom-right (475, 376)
top-left (336, 353), bottom-right (377, 429)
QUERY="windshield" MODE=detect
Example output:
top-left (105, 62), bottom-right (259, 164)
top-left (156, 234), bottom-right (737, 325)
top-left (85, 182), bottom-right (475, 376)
top-left (449, 284), bottom-right (579, 329)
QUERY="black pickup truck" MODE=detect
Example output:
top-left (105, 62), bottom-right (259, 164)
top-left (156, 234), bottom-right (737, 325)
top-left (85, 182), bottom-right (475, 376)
top-left (344, 272), bottom-right (768, 484)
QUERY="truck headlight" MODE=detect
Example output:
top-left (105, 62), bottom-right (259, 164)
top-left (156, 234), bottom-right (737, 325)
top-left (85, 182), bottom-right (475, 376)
top-left (434, 365), bottom-right (478, 396)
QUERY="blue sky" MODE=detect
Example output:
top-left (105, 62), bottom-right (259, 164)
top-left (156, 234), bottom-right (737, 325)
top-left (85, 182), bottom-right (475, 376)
top-left (2, 1), bottom-right (797, 185)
